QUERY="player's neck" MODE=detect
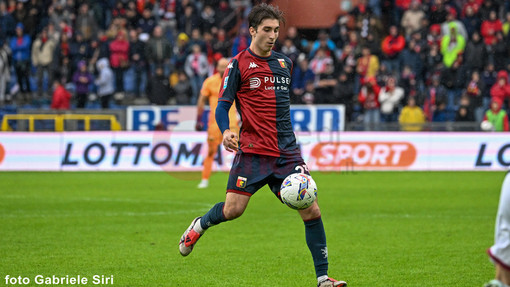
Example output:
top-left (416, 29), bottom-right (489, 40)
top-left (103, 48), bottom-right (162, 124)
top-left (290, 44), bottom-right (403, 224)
top-left (249, 45), bottom-right (271, 58)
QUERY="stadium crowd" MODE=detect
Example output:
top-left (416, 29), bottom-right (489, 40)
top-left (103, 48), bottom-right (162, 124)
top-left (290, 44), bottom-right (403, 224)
top-left (0, 0), bottom-right (509, 131)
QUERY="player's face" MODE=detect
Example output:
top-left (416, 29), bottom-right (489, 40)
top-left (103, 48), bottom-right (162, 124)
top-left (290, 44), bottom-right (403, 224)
top-left (250, 18), bottom-right (279, 57)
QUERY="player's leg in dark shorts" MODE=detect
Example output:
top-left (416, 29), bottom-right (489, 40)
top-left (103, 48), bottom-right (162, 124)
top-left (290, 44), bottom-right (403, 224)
top-left (267, 156), bottom-right (311, 202)
top-left (226, 152), bottom-right (311, 202)
top-left (226, 153), bottom-right (277, 196)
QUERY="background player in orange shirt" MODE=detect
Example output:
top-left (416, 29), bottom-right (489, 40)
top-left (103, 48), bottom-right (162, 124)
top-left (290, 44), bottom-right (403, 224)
top-left (195, 58), bottom-right (239, 189)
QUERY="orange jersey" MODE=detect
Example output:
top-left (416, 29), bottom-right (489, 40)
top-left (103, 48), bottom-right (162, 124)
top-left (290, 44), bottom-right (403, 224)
top-left (200, 73), bottom-right (238, 135)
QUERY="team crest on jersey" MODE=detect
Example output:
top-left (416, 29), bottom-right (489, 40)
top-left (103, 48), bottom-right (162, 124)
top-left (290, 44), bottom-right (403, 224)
top-left (223, 76), bottom-right (229, 89)
top-left (236, 176), bottom-right (247, 188)
top-left (278, 59), bottom-right (286, 68)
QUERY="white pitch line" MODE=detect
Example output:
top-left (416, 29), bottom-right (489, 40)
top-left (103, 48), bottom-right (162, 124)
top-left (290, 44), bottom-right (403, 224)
top-left (0, 208), bottom-right (210, 219)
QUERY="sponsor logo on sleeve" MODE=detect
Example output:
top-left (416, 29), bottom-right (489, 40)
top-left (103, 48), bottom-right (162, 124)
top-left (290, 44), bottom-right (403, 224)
top-left (223, 76), bottom-right (229, 89)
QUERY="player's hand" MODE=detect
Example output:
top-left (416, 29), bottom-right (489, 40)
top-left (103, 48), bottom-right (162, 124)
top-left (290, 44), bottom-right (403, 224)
top-left (222, 129), bottom-right (239, 152)
top-left (195, 121), bottom-right (203, 131)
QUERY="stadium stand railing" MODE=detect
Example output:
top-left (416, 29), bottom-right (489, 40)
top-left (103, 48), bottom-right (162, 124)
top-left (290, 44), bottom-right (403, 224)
top-left (1, 114), bottom-right (122, 132)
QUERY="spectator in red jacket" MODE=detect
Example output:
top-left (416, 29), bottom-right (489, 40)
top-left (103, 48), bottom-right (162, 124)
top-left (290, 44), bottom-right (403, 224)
top-left (50, 78), bottom-right (71, 110)
top-left (359, 76), bottom-right (381, 130)
top-left (381, 25), bottom-right (405, 75)
top-left (481, 10), bottom-right (503, 46)
top-left (490, 70), bottom-right (510, 109)
top-left (109, 30), bottom-right (130, 93)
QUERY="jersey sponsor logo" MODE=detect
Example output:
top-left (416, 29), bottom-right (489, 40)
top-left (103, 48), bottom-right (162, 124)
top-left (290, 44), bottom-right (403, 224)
top-left (223, 76), bottom-right (229, 89)
top-left (278, 59), bottom-right (286, 68)
top-left (249, 77), bottom-right (261, 89)
top-left (264, 76), bottom-right (290, 85)
top-left (236, 176), bottom-right (247, 188)
top-left (248, 62), bottom-right (259, 69)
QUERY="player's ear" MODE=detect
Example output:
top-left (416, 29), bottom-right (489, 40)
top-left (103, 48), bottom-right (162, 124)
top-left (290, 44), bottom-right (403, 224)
top-left (249, 26), bottom-right (257, 37)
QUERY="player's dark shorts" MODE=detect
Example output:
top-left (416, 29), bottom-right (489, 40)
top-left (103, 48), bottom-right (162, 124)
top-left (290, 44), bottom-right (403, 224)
top-left (226, 152), bottom-right (311, 200)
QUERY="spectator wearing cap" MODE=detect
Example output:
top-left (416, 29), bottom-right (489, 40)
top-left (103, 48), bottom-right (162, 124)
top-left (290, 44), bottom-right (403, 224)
top-left (10, 22), bottom-right (31, 96)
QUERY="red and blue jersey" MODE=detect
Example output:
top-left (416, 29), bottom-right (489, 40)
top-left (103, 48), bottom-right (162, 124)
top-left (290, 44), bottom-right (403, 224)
top-left (218, 48), bottom-right (299, 158)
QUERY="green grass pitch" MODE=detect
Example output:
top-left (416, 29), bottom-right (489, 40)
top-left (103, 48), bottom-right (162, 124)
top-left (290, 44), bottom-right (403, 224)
top-left (0, 171), bottom-right (505, 286)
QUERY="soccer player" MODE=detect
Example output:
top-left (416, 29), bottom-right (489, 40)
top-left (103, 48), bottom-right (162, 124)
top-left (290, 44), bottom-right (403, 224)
top-left (179, 4), bottom-right (347, 287)
top-left (196, 58), bottom-right (239, 189)
top-left (485, 171), bottom-right (510, 287)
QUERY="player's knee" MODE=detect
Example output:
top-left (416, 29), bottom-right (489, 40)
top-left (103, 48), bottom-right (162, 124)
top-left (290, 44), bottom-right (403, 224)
top-left (299, 201), bottom-right (321, 220)
top-left (223, 204), bottom-right (245, 219)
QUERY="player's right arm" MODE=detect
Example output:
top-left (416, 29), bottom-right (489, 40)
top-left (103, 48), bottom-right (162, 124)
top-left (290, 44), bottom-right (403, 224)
top-left (217, 58), bottom-right (241, 152)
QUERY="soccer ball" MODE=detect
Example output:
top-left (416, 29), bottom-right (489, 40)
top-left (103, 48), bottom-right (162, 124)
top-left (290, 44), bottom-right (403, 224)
top-left (280, 173), bottom-right (317, 210)
top-left (480, 120), bottom-right (494, 131)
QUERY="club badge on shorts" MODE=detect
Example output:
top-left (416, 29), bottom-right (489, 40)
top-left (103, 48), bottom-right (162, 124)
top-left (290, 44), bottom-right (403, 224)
top-left (236, 176), bottom-right (247, 188)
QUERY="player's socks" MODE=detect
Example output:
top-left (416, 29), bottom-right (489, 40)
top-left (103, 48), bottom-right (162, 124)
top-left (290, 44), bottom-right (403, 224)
top-left (193, 218), bottom-right (205, 234)
top-left (200, 202), bottom-right (227, 230)
top-left (304, 216), bottom-right (328, 278)
top-left (484, 280), bottom-right (510, 287)
top-left (317, 275), bottom-right (329, 283)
